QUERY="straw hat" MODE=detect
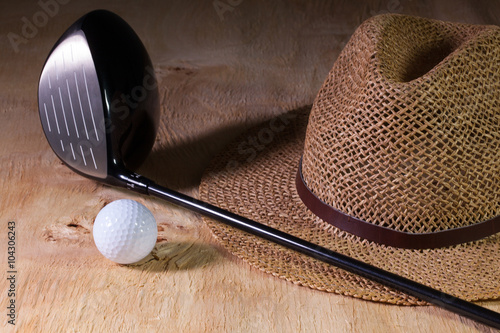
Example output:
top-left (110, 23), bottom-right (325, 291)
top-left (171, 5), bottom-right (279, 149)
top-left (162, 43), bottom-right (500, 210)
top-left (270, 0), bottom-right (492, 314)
top-left (199, 14), bottom-right (500, 304)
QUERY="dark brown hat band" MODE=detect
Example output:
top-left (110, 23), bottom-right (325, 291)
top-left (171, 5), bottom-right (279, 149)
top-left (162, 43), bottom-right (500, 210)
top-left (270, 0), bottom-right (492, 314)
top-left (296, 159), bottom-right (500, 249)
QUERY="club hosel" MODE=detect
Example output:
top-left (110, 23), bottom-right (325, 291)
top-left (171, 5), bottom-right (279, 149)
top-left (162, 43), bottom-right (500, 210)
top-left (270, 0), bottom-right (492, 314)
top-left (111, 169), bottom-right (152, 195)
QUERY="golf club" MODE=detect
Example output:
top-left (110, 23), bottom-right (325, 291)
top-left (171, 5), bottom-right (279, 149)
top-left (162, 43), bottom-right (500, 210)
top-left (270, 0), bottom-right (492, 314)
top-left (37, 10), bottom-right (500, 329)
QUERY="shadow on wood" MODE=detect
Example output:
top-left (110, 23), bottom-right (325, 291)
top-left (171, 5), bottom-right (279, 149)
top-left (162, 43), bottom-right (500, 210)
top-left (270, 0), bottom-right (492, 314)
top-left (128, 241), bottom-right (220, 272)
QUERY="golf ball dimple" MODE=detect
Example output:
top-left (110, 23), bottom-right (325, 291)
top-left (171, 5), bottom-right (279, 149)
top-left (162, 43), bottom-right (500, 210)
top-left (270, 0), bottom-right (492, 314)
top-left (93, 199), bottom-right (157, 264)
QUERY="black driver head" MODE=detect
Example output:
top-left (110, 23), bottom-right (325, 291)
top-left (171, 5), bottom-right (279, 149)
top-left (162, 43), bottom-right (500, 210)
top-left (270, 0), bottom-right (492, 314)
top-left (38, 10), bottom-right (160, 184)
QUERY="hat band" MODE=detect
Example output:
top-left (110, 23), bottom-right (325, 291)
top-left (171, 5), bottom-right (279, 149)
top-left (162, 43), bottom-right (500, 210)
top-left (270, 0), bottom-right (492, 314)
top-left (296, 159), bottom-right (500, 249)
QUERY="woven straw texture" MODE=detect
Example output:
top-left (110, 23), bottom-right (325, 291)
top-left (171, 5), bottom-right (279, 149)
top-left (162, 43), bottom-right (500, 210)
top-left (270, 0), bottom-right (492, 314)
top-left (199, 14), bottom-right (500, 305)
top-left (303, 14), bottom-right (500, 233)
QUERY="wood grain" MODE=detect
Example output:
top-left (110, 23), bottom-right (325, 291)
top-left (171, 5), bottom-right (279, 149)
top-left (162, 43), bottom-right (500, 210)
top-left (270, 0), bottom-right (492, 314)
top-left (1, 0), bottom-right (499, 332)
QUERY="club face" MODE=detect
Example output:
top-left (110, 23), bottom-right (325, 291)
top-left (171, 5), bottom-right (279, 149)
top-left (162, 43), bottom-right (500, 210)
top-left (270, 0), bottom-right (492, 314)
top-left (38, 10), bottom-right (160, 182)
top-left (39, 29), bottom-right (108, 179)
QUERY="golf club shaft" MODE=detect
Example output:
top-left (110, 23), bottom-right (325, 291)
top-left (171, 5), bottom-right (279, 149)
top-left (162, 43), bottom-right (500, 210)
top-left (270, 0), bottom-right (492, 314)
top-left (144, 180), bottom-right (500, 329)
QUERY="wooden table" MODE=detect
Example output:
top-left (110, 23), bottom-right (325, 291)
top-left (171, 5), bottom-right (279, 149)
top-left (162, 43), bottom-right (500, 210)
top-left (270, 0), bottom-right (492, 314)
top-left (1, 1), bottom-right (498, 331)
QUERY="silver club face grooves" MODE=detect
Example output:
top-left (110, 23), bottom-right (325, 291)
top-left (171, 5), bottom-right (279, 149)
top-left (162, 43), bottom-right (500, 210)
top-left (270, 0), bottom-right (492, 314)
top-left (38, 30), bottom-right (107, 179)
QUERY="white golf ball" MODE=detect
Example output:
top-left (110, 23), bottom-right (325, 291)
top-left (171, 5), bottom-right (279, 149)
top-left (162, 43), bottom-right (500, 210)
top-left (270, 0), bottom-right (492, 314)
top-left (93, 199), bottom-right (157, 264)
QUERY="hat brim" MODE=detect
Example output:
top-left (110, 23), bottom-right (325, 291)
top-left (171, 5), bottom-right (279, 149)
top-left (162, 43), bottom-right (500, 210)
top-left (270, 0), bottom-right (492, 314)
top-left (199, 107), bottom-right (500, 305)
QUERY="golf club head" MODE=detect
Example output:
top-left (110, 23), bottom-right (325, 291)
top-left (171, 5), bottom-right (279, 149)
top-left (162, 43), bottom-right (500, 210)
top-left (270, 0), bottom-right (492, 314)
top-left (38, 10), bottom-right (159, 190)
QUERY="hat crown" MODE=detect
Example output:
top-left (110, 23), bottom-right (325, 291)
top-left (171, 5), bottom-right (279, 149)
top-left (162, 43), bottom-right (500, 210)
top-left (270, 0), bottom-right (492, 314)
top-left (301, 14), bottom-right (500, 235)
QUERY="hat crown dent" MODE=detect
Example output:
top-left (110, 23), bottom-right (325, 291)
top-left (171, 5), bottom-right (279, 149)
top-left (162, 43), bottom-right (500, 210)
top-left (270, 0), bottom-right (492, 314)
top-left (301, 14), bottom-right (500, 235)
